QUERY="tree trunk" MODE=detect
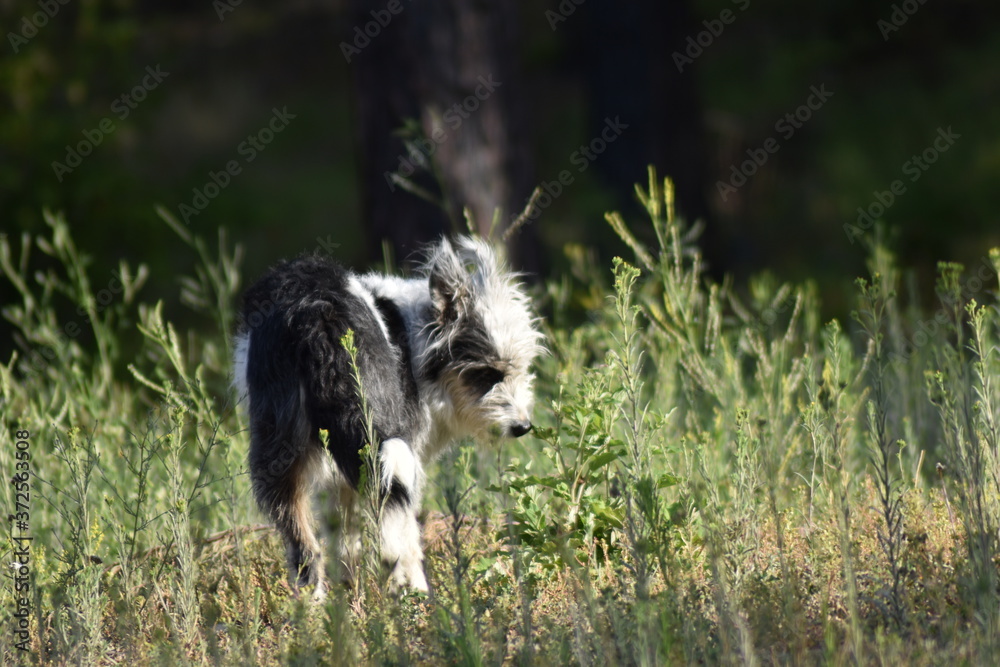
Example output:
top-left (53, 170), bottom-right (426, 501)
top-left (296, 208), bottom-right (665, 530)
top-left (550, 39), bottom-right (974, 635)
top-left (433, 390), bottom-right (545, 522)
top-left (347, 0), bottom-right (540, 272)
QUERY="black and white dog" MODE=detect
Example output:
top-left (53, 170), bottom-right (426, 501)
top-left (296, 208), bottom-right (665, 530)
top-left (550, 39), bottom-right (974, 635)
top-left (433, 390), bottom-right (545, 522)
top-left (233, 237), bottom-right (543, 595)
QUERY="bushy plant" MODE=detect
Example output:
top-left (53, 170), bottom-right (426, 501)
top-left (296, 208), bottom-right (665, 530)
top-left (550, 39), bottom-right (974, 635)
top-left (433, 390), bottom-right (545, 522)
top-left (3, 169), bottom-right (1000, 664)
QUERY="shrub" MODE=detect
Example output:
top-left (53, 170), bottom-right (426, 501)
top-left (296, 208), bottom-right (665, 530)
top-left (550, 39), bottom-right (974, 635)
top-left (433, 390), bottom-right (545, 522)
top-left (2, 170), bottom-right (1000, 663)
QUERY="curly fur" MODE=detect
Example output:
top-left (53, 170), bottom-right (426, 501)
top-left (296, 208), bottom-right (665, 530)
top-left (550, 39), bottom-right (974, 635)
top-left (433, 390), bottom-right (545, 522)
top-left (233, 236), bottom-right (543, 595)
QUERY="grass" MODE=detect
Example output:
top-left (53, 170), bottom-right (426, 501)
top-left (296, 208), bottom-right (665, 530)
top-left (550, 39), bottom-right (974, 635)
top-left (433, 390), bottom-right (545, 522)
top-left (2, 167), bottom-right (1000, 664)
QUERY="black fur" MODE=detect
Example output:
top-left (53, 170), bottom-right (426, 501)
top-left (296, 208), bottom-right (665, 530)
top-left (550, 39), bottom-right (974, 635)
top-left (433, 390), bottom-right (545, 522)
top-left (237, 237), bottom-right (542, 594)
top-left (462, 366), bottom-right (506, 399)
top-left (243, 255), bottom-right (420, 489)
top-left (421, 308), bottom-right (500, 383)
top-left (240, 254), bottom-right (423, 586)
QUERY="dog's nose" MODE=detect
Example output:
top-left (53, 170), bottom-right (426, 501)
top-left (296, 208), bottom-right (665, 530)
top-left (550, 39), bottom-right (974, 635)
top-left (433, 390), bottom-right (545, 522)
top-left (509, 420), bottom-right (532, 438)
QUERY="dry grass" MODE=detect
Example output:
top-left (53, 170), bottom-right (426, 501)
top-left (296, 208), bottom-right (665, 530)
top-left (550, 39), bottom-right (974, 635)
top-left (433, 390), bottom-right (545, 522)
top-left (3, 176), bottom-right (1000, 664)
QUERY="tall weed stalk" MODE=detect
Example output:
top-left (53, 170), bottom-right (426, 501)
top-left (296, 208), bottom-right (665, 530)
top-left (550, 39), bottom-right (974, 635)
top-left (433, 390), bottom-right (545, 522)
top-left (854, 275), bottom-right (908, 627)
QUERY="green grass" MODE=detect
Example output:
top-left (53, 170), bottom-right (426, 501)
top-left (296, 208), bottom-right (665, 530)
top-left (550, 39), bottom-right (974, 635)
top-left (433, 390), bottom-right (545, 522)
top-left (3, 168), bottom-right (1000, 665)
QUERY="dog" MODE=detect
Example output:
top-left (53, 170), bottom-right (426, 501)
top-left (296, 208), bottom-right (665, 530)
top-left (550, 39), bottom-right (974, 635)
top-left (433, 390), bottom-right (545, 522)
top-left (233, 236), bottom-right (543, 595)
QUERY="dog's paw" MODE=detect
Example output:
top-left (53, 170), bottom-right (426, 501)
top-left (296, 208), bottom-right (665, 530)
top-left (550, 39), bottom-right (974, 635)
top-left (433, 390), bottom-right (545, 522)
top-left (387, 560), bottom-right (429, 595)
top-left (310, 580), bottom-right (329, 603)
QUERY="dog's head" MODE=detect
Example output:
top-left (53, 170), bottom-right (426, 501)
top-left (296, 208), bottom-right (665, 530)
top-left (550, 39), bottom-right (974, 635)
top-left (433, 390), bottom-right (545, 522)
top-left (419, 237), bottom-right (545, 441)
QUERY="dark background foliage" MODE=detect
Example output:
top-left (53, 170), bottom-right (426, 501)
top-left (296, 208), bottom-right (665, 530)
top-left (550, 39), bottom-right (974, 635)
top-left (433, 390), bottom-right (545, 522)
top-left (3, 0), bottom-right (998, 352)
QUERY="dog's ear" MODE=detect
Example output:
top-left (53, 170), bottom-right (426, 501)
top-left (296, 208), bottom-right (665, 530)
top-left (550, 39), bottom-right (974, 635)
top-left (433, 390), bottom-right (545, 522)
top-left (429, 239), bottom-right (469, 324)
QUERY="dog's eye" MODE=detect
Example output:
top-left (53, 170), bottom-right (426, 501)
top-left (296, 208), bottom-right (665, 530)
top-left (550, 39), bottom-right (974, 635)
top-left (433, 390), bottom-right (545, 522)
top-left (465, 366), bottom-right (505, 398)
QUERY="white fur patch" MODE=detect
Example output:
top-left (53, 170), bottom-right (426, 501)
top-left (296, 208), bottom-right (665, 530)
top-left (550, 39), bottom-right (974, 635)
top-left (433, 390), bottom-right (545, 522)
top-left (346, 275), bottom-right (392, 343)
top-left (232, 331), bottom-right (250, 404)
top-left (358, 274), bottom-right (429, 339)
top-left (377, 438), bottom-right (427, 591)
top-left (379, 438), bottom-right (417, 492)
top-left (381, 506), bottom-right (428, 592)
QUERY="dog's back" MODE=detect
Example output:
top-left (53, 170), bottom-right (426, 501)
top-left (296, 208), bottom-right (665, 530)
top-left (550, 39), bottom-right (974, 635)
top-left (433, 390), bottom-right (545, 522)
top-left (235, 237), bottom-right (542, 595)
top-left (235, 254), bottom-right (423, 588)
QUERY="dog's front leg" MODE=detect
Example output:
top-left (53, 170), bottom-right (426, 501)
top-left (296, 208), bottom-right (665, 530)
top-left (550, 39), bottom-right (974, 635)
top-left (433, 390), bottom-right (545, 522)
top-left (378, 438), bottom-right (429, 592)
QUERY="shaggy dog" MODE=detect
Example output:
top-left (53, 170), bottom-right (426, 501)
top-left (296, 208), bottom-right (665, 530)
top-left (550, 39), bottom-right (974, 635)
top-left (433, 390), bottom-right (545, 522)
top-left (233, 237), bottom-right (543, 595)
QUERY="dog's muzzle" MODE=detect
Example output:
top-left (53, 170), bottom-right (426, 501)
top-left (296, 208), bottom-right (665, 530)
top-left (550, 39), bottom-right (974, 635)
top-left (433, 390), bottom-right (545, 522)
top-left (508, 420), bottom-right (532, 438)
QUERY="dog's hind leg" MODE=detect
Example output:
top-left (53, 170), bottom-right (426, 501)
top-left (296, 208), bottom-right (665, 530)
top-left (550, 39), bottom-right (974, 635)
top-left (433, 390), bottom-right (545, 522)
top-left (377, 438), bottom-right (428, 592)
top-left (251, 433), bottom-right (328, 598)
top-left (333, 480), bottom-right (361, 588)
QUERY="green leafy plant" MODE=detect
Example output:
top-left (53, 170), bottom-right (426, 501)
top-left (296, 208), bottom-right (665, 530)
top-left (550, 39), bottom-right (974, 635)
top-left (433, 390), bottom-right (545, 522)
top-left (6, 169), bottom-right (1000, 663)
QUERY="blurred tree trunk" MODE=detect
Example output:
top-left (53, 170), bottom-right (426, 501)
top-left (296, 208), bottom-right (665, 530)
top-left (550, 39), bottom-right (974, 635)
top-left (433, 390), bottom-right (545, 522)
top-left (347, 0), bottom-right (447, 266)
top-left (347, 0), bottom-right (540, 273)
